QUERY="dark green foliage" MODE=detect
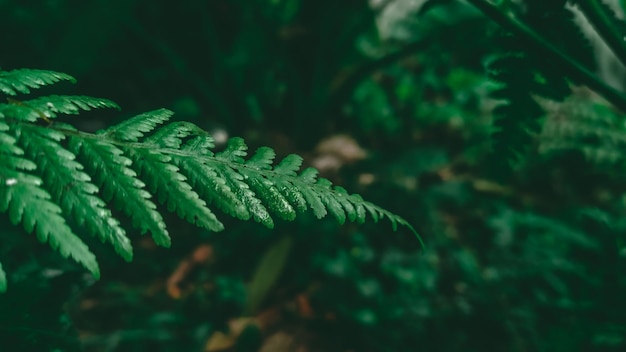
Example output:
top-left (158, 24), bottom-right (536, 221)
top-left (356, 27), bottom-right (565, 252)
top-left (4, 0), bottom-right (626, 350)
top-left (537, 91), bottom-right (626, 164)
top-left (0, 68), bottom-right (416, 292)
top-left (485, 0), bottom-right (599, 176)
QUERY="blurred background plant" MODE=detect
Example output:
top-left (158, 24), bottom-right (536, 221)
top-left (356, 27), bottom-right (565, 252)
top-left (2, 0), bottom-right (626, 351)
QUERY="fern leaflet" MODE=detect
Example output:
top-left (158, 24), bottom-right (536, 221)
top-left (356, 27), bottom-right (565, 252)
top-left (0, 69), bottom-right (75, 96)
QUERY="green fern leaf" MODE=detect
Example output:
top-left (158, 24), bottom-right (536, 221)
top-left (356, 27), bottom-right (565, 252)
top-left (145, 121), bottom-right (206, 149)
top-left (15, 125), bottom-right (133, 261)
top-left (0, 128), bottom-right (37, 171)
top-left (0, 95), bottom-right (119, 123)
top-left (246, 147), bottom-right (276, 170)
top-left (314, 178), bottom-right (346, 224)
top-left (21, 95), bottom-right (119, 118)
top-left (127, 146), bottom-right (224, 232)
top-left (178, 146), bottom-right (249, 221)
top-left (347, 193), bottom-right (368, 224)
top-left (68, 137), bottom-right (170, 247)
top-left (217, 137), bottom-right (248, 163)
top-left (244, 147), bottom-right (296, 220)
top-left (177, 136), bottom-right (249, 221)
top-left (0, 118), bottom-right (100, 278)
top-left (269, 154), bottom-right (308, 213)
top-left (184, 134), bottom-right (215, 155)
top-left (104, 108), bottom-right (173, 142)
top-left (296, 167), bottom-right (327, 219)
top-left (0, 167), bottom-right (100, 279)
top-left (0, 69), bottom-right (75, 96)
top-left (244, 173), bottom-right (296, 221)
top-left (208, 137), bottom-right (274, 226)
top-left (273, 154), bottom-right (303, 176)
top-left (218, 162), bottom-right (274, 227)
top-left (0, 67), bottom-right (420, 291)
top-left (332, 186), bottom-right (358, 223)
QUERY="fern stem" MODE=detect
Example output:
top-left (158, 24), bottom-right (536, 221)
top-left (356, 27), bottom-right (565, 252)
top-left (466, 0), bottom-right (626, 111)
top-left (577, 0), bottom-right (626, 69)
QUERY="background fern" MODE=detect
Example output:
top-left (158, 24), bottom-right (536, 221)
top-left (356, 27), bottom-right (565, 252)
top-left (537, 88), bottom-right (626, 164)
top-left (486, 0), bottom-right (598, 177)
top-left (0, 68), bottom-right (416, 292)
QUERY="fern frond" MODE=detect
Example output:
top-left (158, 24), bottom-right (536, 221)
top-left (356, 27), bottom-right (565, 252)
top-left (127, 145), bottom-right (225, 232)
top-left (0, 165), bottom-right (100, 280)
top-left (0, 69), bottom-right (75, 96)
top-left (487, 51), bottom-right (544, 174)
top-left (0, 95), bottom-right (119, 123)
top-left (20, 95), bottom-right (119, 118)
top-left (134, 121), bottom-right (418, 237)
top-left (179, 137), bottom-right (250, 221)
top-left (68, 136), bottom-right (171, 246)
top-left (536, 91), bottom-right (626, 164)
top-left (0, 68), bottom-right (419, 291)
top-left (15, 125), bottom-right (132, 261)
top-left (486, 1), bottom-right (598, 176)
top-left (104, 108), bottom-right (173, 142)
top-left (0, 118), bottom-right (100, 281)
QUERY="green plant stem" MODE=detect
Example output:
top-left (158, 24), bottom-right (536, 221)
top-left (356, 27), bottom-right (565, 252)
top-left (466, 0), bottom-right (626, 111)
top-left (578, 0), bottom-right (626, 68)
